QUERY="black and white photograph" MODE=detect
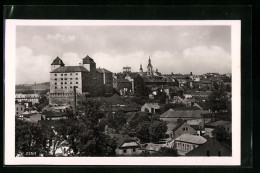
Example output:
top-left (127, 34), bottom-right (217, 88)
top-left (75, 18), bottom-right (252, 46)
top-left (4, 20), bottom-right (241, 165)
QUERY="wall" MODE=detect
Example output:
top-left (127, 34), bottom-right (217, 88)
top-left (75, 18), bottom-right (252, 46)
top-left (175, 141), bottom-right (198, 155)
top-left (50, 72), bottom-right (83, 94)
top-left (172, 122), bottom-right (197, 139)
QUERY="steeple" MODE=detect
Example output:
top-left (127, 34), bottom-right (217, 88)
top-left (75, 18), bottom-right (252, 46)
top-left (147, 56), bottom-right (153, 76)
top-left (140, 64), bottom-right (143, 72)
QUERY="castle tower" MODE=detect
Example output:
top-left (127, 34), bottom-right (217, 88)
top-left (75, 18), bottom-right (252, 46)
top-left (147, 57), bottom-right (153, 76)
top-left (82, 55), bottom-right (96, 74)
top-left (51, 56), bottom-right (65, 71)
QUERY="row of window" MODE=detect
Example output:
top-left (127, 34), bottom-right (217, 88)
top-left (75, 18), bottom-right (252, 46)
top-left (54, 78), bottom-right (78, 80)
top-left (16, 107), bottom-right (23, 111)
top-left (54, 86), bottom-right (78, 89)
top-left (54, 73), bottom-right (78, 76)
top-left (55, 82), bottom-right (78, 85)
top-left (177, 142), bottom-right (195, 151)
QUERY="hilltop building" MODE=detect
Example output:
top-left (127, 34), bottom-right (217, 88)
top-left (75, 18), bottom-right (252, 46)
top-left (49, 55), bottom-right (112, 104)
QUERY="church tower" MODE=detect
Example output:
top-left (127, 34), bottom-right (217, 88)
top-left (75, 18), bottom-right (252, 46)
top-left (139, 64), bottom-right (143, 73)
top-left (147, 57), bottom-right (153, 76)
top-left (51, 56), bottom-right (65, 71)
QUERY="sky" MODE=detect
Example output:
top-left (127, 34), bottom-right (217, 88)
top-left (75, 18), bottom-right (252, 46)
top-left (16, 25), bottom-right (231, 84)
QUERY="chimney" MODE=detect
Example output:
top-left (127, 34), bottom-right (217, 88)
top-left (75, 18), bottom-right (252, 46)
top-left (74, 86), bottom-right (77, 114)
top-left (34, 82), bottom-right (36, 94)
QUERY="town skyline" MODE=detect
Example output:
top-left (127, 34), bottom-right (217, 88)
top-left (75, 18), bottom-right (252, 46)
top-left (16, 25), bottom-right (231, 84)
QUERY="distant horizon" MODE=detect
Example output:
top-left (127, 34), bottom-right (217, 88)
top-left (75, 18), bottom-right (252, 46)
top-left (16, 24), bottom-right (231, 84)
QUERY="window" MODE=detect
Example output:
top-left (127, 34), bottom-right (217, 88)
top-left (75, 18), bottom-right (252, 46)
top-left (76, 78), bottom-right (78, 80)
top-left (16, 112), bottom-right (18, 115)
top-left (70, 78), bottom-right (73, 80)
top-left (55, 87), bottom-right (57, 89)
top-left (54, 74), bottom-right (57, 76)
top-left (65, 78), bottom-right (67, 80)
top-left (65, 82), bottom-right (67, 84)
top-left (206, 150), bottom-right (210, 157)
top-left (70, 73), bottom-right (72, 75)
top-left (227, 127), bottom-right (230, 132)
top-left (61, 87), bottom-right (63, 89)
top-left (76, 73), bottom-right (78, 75)
top-left (70, 82), bottom-right (72, 84)
top-left (133, 148), bottom-right (136, 152)
top-left (65, 74), bottom-right (67, 76)
top-left (65, 86), bottom-right (67, 88)
top-left (70, 86), bottom-right (72, 89)
top-left (186, 127), bottom-right (188, 131)
top-left (55, 83), bottom-right (57, 85)
top-left (16, 107), bottom-right (18, 111)
top-left (183, 128), bottom-right (185, 131)
top-left (61, 74), bottom-right (63, 76)
top-left (123, 149), bottom-right (127, 153)
top-left (76, 82), bottom-right (78, 84)
top-left (21, 107), bottom-right (22, 110)
top-left (61, 82), bottom-right (63, 84)
top-left (61, 78), bottom-right (63, 80)
top-left (55, 78), bottom-right (57, 80)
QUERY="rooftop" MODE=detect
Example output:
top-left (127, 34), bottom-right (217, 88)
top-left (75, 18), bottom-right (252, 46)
top-left (160, 109), bottom-right (210, 118)
top-left (205, 120), bottom-right (231, 127)
top-left (51, 66), bottom-right (89, 73)
top-left (175, 134), bottom-right (207, 144)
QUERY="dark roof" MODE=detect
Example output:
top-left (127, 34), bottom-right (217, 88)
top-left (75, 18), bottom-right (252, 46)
top-left (83, 55), bottom-right (95, 64)
top-left (51, 66), bottom-right (89, 73)
top-left (186, 138), bottom-right (231, 156)
top-left (42, 111), bottom-right (68, 117)
top-left (205, 120), bottom-right (231, 128)
top-left (51, 57), bottom-right (65, 66)
top-left (160, 109), bottom-right (210, 118)
top-left (172, 121), bottom-right (186, 132)
top-left (96, 68), bottom-right (112, 73)
top-left (115, 134), bottom-right (140, 148)
top-left (114, 78), bottom-right (131, 83)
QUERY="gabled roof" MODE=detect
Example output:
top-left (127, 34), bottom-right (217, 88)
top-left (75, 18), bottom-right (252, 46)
top-left (172, 121), bottom-right (186, 132)
top-left (42, 111), bottom-right (68, 117)
top-left (205, 120), bottom-right (231, 128)
top-left (186, 138), bottom-right (231, 156)
top-left (175, 134), bottom-right (207, 144)
top-left (96, 68), bottom-right (112, 73)
top-left (51, 66), bottom-right (89, 73)
top-left (51, 57), bottom-right (65, 66)
top-left (160, 109), bottom-right (210, 118)
top-left (83, 55), bottom-right (95, 64)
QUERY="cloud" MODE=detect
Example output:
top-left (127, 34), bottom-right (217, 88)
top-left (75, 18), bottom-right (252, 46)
top-left (46, 33), bottom-right (75, 42)
top-left (16, 46), bottom-right (53, 84)
top-left (182, 45), bottom-right (231, 74)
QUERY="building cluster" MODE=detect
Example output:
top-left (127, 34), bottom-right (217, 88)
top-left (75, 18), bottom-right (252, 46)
top-left (15, 54), bottom-right (232, 157)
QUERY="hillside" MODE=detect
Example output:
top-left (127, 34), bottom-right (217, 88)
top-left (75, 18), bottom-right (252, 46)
top-left (16, 82), bottom-right (50, 93)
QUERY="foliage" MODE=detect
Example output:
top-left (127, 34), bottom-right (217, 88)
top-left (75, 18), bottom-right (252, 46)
top-left (212, 126), bottom-right (230, 141)
top-left (139, 147), bottom-right (178, 156)
top-left (15, 119), bottom-right (48, 156)
top-left (136, 121), bottom-right (150, 142)
top-left (205, 89), bottom-right (229, 120)
top-left (149, 121), bottom-right (168, 143)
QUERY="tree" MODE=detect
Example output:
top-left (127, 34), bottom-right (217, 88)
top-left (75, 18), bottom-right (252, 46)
top-left (205, 89), bottom-right (229, 121)
top-left (15, 119), bottom-right (48, 156)
top-left (136, 121), bottom-right (150, 143)
top-left (149, 121), bottom-right (167, 143)
top-left (212, 126), bottom-right (230, 141)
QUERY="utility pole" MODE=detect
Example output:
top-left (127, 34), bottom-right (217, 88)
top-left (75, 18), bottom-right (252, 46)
top-left (74, 86), bottom-right (77, 114)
